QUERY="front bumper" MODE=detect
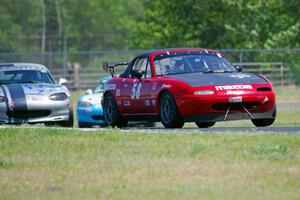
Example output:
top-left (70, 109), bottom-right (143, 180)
top-left (0, 99), bottom-right (72, 124)
top-left (77, 106), bottom-right (106, 125)
top-left (177, 91), bottom-right (276, 122)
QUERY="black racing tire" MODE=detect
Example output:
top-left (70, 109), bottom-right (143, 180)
top-left (251, 118), bottom-right (275, 127)
top-left (159, 91), bottom-right (184, 128)
top-left (195, 122), bottom-right (216, 128)
top-left (78, 122), bottom-right (91, 128)
top-left (58, 107), bottom-right (74, 127)
top-left (103, 93), bottom-right (128, 128)
top-left (251, 105), bottom-right (276, 127)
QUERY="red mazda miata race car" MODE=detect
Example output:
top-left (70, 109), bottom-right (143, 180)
top-left (102, 48), bottom-right (276, 128)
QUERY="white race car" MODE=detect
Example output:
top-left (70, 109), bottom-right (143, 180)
top-left (0, 63), bottom-right (73, 126)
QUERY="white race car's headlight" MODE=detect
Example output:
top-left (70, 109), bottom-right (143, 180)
top-left (78, 101), bottom-right (92, 107)
top-left (49, 93), bottom-right (67, 101)
top-left (194, 90), bottom-right (214, 95)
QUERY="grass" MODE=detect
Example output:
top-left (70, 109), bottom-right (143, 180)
top-left (1, 128), bottom-right (300, 199)
top-left (274, 86), bottom-right (300, 102)
top-left (0, 87), bottom-right (299, 199)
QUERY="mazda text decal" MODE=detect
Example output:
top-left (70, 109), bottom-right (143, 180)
top-left (215, 85), bottom-right (253, 90)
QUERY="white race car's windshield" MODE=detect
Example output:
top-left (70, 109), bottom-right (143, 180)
top-left (0, 69), bottom-right (55, 84)
top-left (154, 52), bottom-right (236, 76)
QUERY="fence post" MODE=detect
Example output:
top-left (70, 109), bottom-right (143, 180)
top-left (280, 63), bottom-right (284, 87)
top-left (239, 51), bottom-right (243, 64)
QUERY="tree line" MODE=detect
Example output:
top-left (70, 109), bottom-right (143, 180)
top-left (0, 0), bottom-right (299, 53)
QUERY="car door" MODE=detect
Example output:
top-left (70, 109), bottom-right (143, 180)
top-left (121, 57), bottom-right (154, 115)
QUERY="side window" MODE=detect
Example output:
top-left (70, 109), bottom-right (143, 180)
top-left (145, 60), bottom-right (152, 78)
top-left (131, 57), bottom-right (151, 78)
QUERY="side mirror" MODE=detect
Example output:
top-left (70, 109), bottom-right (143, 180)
top-left (234, 65), bottom-right (243, 72)
top-left (131, 70), bottom-right (145, 79)
top-left (58, 78), bottom-right (68, 85)
top-left (85, 89), bottom-right (93, 95)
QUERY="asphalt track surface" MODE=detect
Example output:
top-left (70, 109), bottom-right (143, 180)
top-left (0, 102), bottom-right (299, 133)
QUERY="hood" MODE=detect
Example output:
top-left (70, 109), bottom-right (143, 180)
top-left (20, 83), bottom-right (66, 96)
top-left (0, 83), bottom-right (68, 96)
top-left (168, 72), bottom-right (267, 87)
top-left (80, 93), bottom-right (103, 104)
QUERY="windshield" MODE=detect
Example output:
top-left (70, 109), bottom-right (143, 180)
top-left (0, 69), bottom-right (55, 84)
top-left (154, 52), bottom-right (236, 76)
top-left (94, 77), bottom-right (110, 93)
top-left (94, 81), bottom-right (104, 93)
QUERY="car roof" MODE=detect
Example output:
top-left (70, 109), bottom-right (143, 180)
top-left (0, 63), bottom-right (48, 70)
top-left (136, 48), bottom-right (222, 58)
top-left (0, 63), bottom-right (47, 68)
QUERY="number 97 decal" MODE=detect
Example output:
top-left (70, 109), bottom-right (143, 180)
top-left (131, 83), bottom-right (142, 99)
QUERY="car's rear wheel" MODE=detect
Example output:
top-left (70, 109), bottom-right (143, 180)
top-left (251, 105), bottom-right (276, 127)
top-left (195, 122), bottom-right (215, 128)
top-left (103, 93), bottom-right (128, 128)
top-left (160, 91), bottom-right (184, 128)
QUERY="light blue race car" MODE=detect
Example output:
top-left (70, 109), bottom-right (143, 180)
top-left (77, 76), bottom-right (110, 128)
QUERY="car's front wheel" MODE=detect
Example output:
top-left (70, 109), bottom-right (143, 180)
top-left (251, 118), bottom-right (275, 127)
top-left (195, 122), bottom-right (215, 128)
top-left (103, 93), bottom-right (128, 128)
top-left (251, 105), bottom-right (276, 127)
top-left (159, 91), bottom-right (184, 128)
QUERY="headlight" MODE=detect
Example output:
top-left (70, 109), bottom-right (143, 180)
top-left (194, 90), bottom-right (214, 95)
top-left (78, 101), bottom-right (92, 107)
top-left (49, 93), bottom-right (67, 101)
top-left (0, 96), bottom-right (8, 103)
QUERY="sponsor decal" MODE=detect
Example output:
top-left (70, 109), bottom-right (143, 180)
top-left (0, 65), bottom-right (46, 72)
top-left (144, 100), bottom-right (151, 106)
top-left (152, 99), bottom-right (156, 106)
top-left (117, 100), bottom-right (122, 105)
top-left (229, 96), bottom-right (243, 103)
top-left (230, 74), bottom-right (251, 79)
top-left (161, 84), bottom-right (171, 88)
top-left (105, 84), bottom-right (116, 90)
top-left (116, 89), bottom-right (121, 96)
top-left (226, 90), bottom-right (245, 95)
top-left (123, 100), bottom-right (131, 106)
top-left (152, 82), bottom-right (157, 90)
top-left (215, 85), bottom-right (253, 91)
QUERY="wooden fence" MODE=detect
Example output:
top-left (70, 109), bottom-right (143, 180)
top-left (51, 62), bottom-right (293, 90)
